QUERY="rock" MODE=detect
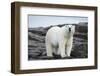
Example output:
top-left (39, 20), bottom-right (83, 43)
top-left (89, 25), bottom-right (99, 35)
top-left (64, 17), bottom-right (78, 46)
top-left (28, 32), bottom-right (45, 42)
top-left (71, 42), bottom-right (87, 58)
top-left (74, 32), bottom-right (87, 39)
top-left (75, 25), bottom-right (88, 33)
top-left (29, 27), bottom-right (47, 36)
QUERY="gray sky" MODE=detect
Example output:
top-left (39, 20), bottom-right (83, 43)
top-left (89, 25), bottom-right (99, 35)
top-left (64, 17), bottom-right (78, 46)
top-left (28, 15), bottom-right (88, 28)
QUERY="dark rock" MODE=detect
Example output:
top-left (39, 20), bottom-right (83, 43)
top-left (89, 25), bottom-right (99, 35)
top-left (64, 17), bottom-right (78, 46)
top-left (28, 40), bottom-right (45, 48)
top-left (75, 25), bottom-right (88, 33)
top-left (29, 27), bottom-right (47, 36)
top-left (71, 42), bottom-right (87, 58)
top-left (74, 32), bottom-right (87, 39)
top-left (28, 32), bottom-right (45, 42)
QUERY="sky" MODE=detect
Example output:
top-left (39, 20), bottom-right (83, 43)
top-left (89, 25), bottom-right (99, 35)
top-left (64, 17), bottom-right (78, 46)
top-left (28, 15), bottom-right (88, 28)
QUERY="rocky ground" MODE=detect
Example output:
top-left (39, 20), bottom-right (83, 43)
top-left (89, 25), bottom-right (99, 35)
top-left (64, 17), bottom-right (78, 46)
top-left (28, 22), bottom-right (88, 60)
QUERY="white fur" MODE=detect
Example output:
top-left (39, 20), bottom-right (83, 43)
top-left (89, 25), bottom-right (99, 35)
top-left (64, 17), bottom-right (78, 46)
top-left (45, 25), bottom-right (75, 58)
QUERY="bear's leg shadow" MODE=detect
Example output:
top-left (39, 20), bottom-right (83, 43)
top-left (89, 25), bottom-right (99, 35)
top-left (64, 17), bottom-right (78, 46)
top-left (46, 43), bottom-right (53, 57)
top-left (52, 46), bottom-right (57, 55)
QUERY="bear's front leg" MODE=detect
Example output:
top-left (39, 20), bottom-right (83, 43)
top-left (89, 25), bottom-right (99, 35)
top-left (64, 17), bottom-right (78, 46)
top-left (59, 41), bottom-right (66, 58)
top-left (66, 39), bottom-right (73, 57)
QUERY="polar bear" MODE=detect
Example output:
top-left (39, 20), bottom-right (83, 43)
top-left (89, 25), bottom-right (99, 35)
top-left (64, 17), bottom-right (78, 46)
top-left (45, 25), bottom-right (75, 58)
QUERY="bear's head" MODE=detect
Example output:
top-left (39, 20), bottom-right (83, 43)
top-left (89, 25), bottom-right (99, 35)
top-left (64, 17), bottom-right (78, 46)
top-left (65, 24), bottom-right (75, 35)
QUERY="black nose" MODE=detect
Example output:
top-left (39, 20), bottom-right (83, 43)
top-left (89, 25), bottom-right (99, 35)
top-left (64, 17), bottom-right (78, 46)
top-left (69, 28), bottom-right (71, 31)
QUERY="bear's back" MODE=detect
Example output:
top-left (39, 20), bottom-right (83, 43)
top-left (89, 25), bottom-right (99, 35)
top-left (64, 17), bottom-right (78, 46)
top-left (45, 26), bottom-right (61, 45)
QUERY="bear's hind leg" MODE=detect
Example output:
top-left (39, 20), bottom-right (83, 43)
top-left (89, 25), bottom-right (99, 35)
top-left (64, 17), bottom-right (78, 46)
top-left (46, 43), bottom-right (53, 57)
top-left (59, 41), bottom-right (66, 58)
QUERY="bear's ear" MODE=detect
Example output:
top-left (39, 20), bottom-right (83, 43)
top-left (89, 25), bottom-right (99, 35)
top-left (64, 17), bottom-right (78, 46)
top-left (72, 25), bottom-right (75, 28)
top-left (65, 24), bottom-right (68, 26)
top-left (73, 25), bottom-right (75, 27)
top-left (65, 24), bottom-right (68, 27)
